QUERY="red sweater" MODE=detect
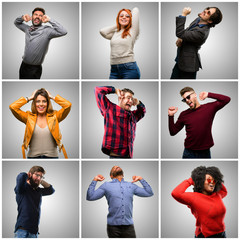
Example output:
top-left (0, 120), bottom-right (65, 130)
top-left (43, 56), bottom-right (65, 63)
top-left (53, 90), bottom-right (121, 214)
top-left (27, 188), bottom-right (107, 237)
top-left (172, 178), bottom-right (227, 237)
top-left (169, 93), bottom-right (231, 150)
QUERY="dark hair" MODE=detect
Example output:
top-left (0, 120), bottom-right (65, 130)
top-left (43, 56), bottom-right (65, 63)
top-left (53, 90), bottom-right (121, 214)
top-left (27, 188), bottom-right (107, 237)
top-left (29, 166), bottom-right (45, 175)
top-left (208, 7), bottom-right (223, 28)
top-left (180, 86), bottom-right (195, 96)
top-left (31, 88), bottom-right (53, 114)
top-left (32, 7), bottom-right (45, 15)
top-left (191, 166), bottom-right (224, 193)
top-left (121, 88), bottom-right (134, 95)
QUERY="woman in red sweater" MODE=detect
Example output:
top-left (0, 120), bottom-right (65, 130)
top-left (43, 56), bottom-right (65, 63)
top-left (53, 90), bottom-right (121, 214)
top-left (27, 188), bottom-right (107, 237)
top-left (172, 166), bottom-right (227, 238)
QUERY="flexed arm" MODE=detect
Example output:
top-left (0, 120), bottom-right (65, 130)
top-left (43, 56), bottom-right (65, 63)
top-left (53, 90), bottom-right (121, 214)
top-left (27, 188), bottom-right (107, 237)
top-left (47, 18), bottom-right (68, 38)
top-left (100, 25), bottom-right (117, 40)
top-left (132, 176), bottom-right (154, 197)
top-left (131, 7), bottom-right (140, 40)
top-left (168, 107), bottom-right (184, 136)
top-left (218, 183), bottom-right (227, 199)
top-left (14, 172), bottom-right (28, 194)
top-left (87, 175), bottom-right (106, 201)
top-left (14, 15), bottom-right (31, 32)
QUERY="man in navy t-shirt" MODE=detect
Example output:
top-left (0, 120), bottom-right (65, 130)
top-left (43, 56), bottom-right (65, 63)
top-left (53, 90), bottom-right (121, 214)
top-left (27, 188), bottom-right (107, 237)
top-left (14, 166), bottom-right (55, 238)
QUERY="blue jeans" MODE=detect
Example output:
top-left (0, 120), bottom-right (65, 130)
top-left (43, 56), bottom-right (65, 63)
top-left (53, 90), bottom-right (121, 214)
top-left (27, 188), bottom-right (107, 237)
top-left (109, 62), bottom-right (140, 79)
top-left (182, 148), bottom-right (211, 159)
top-left (14, 229), bottom-right (38, 238)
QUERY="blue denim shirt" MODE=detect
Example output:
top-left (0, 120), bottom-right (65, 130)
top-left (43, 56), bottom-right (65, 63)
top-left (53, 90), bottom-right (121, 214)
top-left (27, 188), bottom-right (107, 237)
top-left (87, 178), bottom-right (153, 225)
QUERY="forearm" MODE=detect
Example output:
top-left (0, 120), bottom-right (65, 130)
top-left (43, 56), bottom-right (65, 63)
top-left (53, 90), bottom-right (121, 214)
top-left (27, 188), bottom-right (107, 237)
top-left (55, 95), bottom-right (72, 122)
top-left (49, 19), bottom-right (67, 37)
top-left (41, 180), bottom-right (51, 188)
top-left (86, 181), bottom-right (105, 201)
top-left (14, 16), bottom-right (28, 32)
top-left (218, 183), bottom-right (227, 198)
top-left (100, 25), bottom-right (117, 40)
top-left (168, 115), bottom-right (183, 136)
top-left (131, 7), bottom-right (140, 38)
top-left (134, 101), bottom-right (146, 121)
top-left (139, 179), bottom-right (154, 196)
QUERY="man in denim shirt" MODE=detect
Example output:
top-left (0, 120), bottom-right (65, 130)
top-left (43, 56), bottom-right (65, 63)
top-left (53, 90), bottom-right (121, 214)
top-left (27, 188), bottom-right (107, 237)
top-left (87, 165), bottom-right (153, 238)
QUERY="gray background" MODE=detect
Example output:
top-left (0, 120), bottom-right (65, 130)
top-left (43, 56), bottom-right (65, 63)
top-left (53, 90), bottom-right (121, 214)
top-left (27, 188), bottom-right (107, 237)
top-left (2, 161), bottom-right (79, 238)
top-left (161, 161), bottom-right (238, 238)
top-left (2, 81), bottom-right (79, 158)
top-left (2, 2), bottom-right (79, 79)
top-left (161, 2), bottom-right (238, 79)
top-left (82, 81), bottom-right (159, 158)
top-left (161, 81), bottom-right (238, 158)
top-left (82, 161), bottom-right (159, 238)
top-left (82, 2), bottom-right (159, 79)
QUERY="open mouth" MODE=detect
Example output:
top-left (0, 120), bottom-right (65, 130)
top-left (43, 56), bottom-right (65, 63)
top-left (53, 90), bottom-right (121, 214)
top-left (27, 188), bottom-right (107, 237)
top-left (188, 101), bottom-right (194, 108)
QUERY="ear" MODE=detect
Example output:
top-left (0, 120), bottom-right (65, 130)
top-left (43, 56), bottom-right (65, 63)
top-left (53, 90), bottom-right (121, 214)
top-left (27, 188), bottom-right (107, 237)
top-left (207, 20), bottom-right (213, 24)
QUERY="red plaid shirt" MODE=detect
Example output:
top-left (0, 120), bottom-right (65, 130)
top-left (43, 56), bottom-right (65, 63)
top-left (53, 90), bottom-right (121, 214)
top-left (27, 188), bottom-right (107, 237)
top-left (95, 86), bottom-right (146, 158)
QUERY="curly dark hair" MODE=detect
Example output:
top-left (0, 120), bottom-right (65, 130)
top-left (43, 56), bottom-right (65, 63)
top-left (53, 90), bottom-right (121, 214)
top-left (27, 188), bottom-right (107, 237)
top-left (191, 166), bottom-right (224, 193)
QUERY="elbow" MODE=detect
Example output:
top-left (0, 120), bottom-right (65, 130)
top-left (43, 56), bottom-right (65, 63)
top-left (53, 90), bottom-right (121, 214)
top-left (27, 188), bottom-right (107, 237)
top-left (227, 97), bottom-right (231, 104)
top-left (169, 131), bottom-right (177, 136)
top-left (99, 29), bottom-right (105, 38)
top-left (171, 190), bottom-right (178, 200)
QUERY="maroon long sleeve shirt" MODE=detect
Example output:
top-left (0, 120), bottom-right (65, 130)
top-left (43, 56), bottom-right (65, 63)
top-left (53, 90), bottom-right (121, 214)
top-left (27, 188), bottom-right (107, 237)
top-left (169, 93), bottom-right (231, 150)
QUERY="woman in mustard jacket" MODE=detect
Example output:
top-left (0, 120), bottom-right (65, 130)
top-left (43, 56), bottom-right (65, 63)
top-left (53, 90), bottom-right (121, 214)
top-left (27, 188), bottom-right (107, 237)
top-left (9, 88), bottom-right (71, 158)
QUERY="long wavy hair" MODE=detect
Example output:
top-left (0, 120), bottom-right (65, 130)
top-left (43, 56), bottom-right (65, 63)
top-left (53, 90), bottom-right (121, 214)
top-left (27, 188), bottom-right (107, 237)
top-left (191, 166), bottom-right (224, 193)
top-left (116, 8), bottom-right (132, 38)
top-left (31, 88), bottom-right (53, 114)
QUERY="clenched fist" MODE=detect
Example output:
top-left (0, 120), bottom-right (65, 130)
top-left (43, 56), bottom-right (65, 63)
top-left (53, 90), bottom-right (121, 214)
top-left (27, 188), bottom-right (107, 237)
top-left (22, 14), bottom-right (31, 22)
top-left (182, 7), bottom-right (191, 16)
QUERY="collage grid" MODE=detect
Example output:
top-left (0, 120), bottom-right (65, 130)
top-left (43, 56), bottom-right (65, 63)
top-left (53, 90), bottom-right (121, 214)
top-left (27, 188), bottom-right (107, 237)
top-left (0, 0), bottom-right (239, 239)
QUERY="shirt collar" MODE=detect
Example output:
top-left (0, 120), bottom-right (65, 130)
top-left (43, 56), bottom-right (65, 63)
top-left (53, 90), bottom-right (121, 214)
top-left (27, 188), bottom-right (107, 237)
top-left (196, 17), bottom-right (207, 28)
top-left (111, 178), bottom-right (124, 183)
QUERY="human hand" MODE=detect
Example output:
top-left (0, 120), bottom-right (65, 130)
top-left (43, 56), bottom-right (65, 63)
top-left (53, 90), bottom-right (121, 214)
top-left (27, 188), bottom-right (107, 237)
top-left (168, 107), bottom-right (178, 116)
top-left (115, 88), bottom-right (124, 101)
top-left (93, 174), bottom-right (105, 181)
top-left (182, 7), bottom-right (191, 16)
top-left (42, 15), bottom-right (50, 23)
top-left (29, 89), bottom-right (38, 101)
top-left (176, 38), bottom-right (183, 47)
top-left (133, 98), bottom-right (139, 106)
top-left (45, 89), bottom-right (55, 100)
top-left (22, 14), bottom-right (31, 22)
top-left (199, 92), bottom-right (208, 101)
top-left (132, 176), bottom-right (143, 183)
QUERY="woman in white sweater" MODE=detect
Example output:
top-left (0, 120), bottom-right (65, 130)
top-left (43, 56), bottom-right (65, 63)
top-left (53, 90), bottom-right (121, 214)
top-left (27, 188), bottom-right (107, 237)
top-left (100, 8), bottom-right (140, 79)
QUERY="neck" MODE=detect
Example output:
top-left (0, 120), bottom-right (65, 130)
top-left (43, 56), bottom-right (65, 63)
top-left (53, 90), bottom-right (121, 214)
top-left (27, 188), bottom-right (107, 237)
top-left (195, 101), bottom-right (201, 108)
top-left (199, 19), bottom-right (208, 25)
top-left (113, 176), bottom-right (123, 182)
top-left (37, 113), bottom-right (47, 117)
top-left (202, 190), bottom-right (212, 195)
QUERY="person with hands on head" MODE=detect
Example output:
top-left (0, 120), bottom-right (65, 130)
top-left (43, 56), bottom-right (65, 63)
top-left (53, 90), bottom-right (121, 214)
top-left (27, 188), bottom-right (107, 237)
top-left (14, 7), bottom-right (67, 79)
top-left (168, 86), bottom-right (230, 158)
top-left (14, 166), bottom-right (55, 238)
top-left (9, 88), bottom-right (72, 158)
top-left (95, 86), bottom-right (146, 158)
top-left (172, 166), bottom-right (227, 238)
top-left (170, 6), bottom-right (223, 79)
top-left (87, 165), bottom-right (153, 238)
top-left (100, 7), bottom-right (140, 79)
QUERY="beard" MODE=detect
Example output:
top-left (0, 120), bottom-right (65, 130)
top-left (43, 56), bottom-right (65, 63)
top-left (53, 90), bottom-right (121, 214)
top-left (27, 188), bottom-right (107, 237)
top-left (29, 176), bottom-right (40, 189)
top-left (32, 18), bottom-right (42, 27)
top-left (112, 169), bottom-right (124, 178)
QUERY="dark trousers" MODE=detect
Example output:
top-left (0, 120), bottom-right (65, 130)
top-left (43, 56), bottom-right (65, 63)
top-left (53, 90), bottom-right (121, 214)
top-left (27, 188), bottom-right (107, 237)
top-left (19, 61), bottom-right (42, 79)
top-left (170, 63), bottom-right (197, 79)
top-left (182, 148), bottom-right (211, 159)
top-left (107, 225), bottom-right (136, 238)
top-left (195, 231), bottom-right (226, 238)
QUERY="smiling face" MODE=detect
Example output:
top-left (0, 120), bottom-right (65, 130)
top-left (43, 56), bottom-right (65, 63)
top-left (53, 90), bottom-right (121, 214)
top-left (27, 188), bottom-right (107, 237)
top-left (119, 92), bottom-right (133, 111)
top-left (198, 7), bottom-right (216, 23)
top-left (118, 10), bottom-right (131, 28)
top-left (182, 91), bottom-right (199, 110)
top-left (32, 10), bottom-right (44, 26)
top-left (35, 95), bottom-right (48, 115)
top-left (202, 174), bottom-right (216, 195)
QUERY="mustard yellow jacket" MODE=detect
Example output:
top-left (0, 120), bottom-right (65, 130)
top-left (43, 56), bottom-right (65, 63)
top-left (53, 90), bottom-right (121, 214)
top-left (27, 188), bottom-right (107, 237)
top-left (9, 95), bottom-right (72, 158)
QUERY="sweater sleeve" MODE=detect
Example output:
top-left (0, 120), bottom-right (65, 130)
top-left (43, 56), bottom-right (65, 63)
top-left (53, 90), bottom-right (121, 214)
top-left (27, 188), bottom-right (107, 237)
top-left (94, 86), bottom-right (115, 116)
top-left (9, 97), bottom-right (28, 124)
top-left (14, 172), bottom-right (28, 194)
top-left (207, 92), bottom-right (231, 111)
top-left (133, 179), bottom-right (154, 197)
top-left (100, 25), bottom-right (117, 40)
top-left (14, 16), bottom-right (29, 32)
top-left (47, 19), bottom-right (68, 39)
top-left (171, 178), bottom-right (195, 205)
top-left (218, 183), bottom-right (227, 199)
top-left (54, 95), bottom-right (72, 123)
top-left (130, 7), bottom-right (140, 40)
top-left (168, 114), bottom-right (184, 136)
top-left (41, 185), bottom-right (55, 196)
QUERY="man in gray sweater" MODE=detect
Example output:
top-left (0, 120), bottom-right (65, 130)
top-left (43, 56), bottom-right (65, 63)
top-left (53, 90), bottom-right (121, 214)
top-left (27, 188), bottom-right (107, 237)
top-left (14, 7), bottom-right (67, 79)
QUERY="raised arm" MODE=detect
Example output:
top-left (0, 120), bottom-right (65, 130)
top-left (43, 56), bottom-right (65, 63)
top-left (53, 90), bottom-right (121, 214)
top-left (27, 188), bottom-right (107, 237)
top-left (218, 183), bottom-right (227, 199)
top-left (132, 176), bottom-right (153, 197)
top-left (53, 95), bottom-right (72, 122)
top-left (94, 86), bottom-right (115, 116)
top-left (40, 180), bottom-right (55, 196)
top-left (100, 25), bottom-right (117, 40)
top-left (131, 7), bottom-right (140, 40)
top-left (14, 15), bottom-right (30, 32)
top-left (87, 175), bottom-right (106, 201)
top-left (199, 92), bottom-right (231, 111)
top-left (9, 97), bottom-right (29, 124)
top-left (14, 172), bottom-right (28, 194)
top-left (132, 101), bottom-right (146, 122)
top-left (168, 108), bottom-right (184, 136)
top-left (46, 18), bottom-right (68, 38)
top-left (171, 178), bottom-right (195, 205)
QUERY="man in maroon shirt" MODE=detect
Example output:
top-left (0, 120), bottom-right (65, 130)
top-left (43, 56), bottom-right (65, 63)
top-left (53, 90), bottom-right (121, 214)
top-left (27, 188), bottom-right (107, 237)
top-left (168, 86), bottom-right (230, 158)
top-left (95, 86), bottom-right (146, 158)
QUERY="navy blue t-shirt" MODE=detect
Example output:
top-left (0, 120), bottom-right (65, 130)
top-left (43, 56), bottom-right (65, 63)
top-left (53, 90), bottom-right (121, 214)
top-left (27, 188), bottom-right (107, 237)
top-left (14, 172), bottom-right (55, 234)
